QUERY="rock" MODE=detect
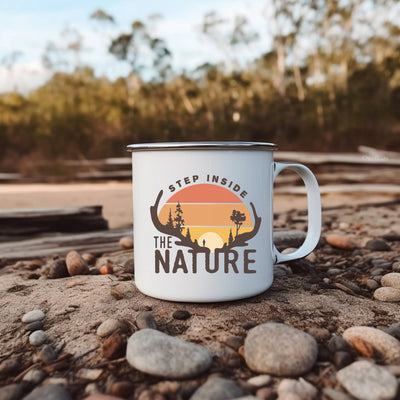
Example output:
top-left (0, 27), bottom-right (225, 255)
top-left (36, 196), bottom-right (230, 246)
top-left (29, 330), bottom-right (47, 346)
top-left (126, 329), bottom-right (212, 378)
top-left (365, 239), bottom-right (391, 251)
top-left (374, 287), bottom-right (400, 302)
top-left (22, 368), bottom-right (46, 384)
top-left (381, 273), bottom-right (400, 289)
top-left (82, 253), bottom-right (97, 265)
top-left (255, 387), bottom-right (275, 400)
top-left (40, 344), bottom-right (57, 364)
top-left (76, 368), bottom-right (104, 381)
top-left (172, 310), bottom-right (191, 320)
top-left (107, 381), bottom-right (135, 398)
top-left (385, 322), bottom-right (400, 340)
top-left (224, 336), bottom-right (244, 351)
top-left (136, 311), bottom-right (157, 330)
top-left (0, 383), bottom-right (25, 400)
top-left (306, 327), bottom-right (331, 342)
top-left (102, 330), bottom-right (126, 359)
top-left (343, 326), bottom-right (400, 363)
top-left (25, 320), bottom-right (44, 332)
top-left (244, 322), bottom-right (318, 376)
top-left (337, 360), bottom-right (398, 400)
top-left (274, 265), bottom-right (293, 277)
top-left (65, 250), bottom-right (89, 276)
top-left (0, 358), bottom-right (20, 377)
top-left (366, 279), bottom-right (379, 290)
top-left (119, 236), bottom-right (133, 250)
top-left (333, 351), bottom-right (353, 369)
top-left (247, 375), bottom-right (272, 387)
top-left (22, 385), bottom-right (72, 400)
top-left (273, 230), bottom-right (307, 248)
top-left (392, 261), bottom-right (400, 272)
top-left (21, 310), bottom-right (45, 323)
top-left (189, 377), bottom-right (243, 400)
top-left (326, 234), bottom-right (358, 250)
top-left (322, 387), bottom-right (356, 400)
top-left (96, 319), bottom-right (126, 337)
top-left (83, 395), bottom-right (125, 400)
top-left (327, 336), bottom-right (352, 353)
top-left (46, 259), bottom-right (69, 279)
top-left (305, 252), bottom-right (317, 263)
top-left (277, 378), bottom-right (318, 399)
top-left (99, 264), bottom-right (114, 275)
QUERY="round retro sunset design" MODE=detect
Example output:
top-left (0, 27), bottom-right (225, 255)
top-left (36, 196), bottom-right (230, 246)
top-left (150, 184), bottom-right (261, 252)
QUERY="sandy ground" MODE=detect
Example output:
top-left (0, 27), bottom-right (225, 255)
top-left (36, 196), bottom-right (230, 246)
top-left (0, 181), bottom-right (398, 229)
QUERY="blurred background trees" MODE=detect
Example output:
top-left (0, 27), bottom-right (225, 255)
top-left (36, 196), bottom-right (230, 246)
top-left (0, 0), bottom-right (399, 173)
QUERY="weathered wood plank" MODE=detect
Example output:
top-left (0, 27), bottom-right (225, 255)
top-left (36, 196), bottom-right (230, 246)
top-left (0, 205), bottom-right (109, 237)
top-left (0, 229), bottom-right (132, 261)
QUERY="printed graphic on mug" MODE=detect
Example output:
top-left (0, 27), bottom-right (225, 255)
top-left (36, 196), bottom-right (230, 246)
top-left (150, 176), bottom-right (261, 274)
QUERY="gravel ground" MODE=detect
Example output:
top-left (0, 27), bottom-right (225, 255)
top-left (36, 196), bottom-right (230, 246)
top-left (1, 197), bottom-right (400, 400)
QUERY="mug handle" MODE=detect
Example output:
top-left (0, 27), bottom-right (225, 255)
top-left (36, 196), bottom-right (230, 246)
top-left (273, 162), bottom-right (321, 264)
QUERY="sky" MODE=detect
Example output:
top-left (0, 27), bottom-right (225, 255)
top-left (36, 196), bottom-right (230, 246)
top-left (0, 0), bottom-right (270, 94)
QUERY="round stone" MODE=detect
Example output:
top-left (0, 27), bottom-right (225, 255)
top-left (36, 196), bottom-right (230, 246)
top-left (40, 345), bottom-right (57, 364)
top-left (46, 259), bottom-right (69, 279)
top-left (337, 360), bottom-right (398, 400)
top-left (381, 273), bottom-right (400, 289)
top-left (96, 319), bottom-right (126, 337)
top-left (22, 384), bottom-right (72, 400)
top-left (392, 262), bottom-right (400, 272)
top-left (126, 329), bottom-right (212, 378)
top-left (326, 234), bottom-right (358, 250)
top-left (343, 326), bottom-right (400, 363)
top-left (22, 310), bottom-right (45, 323)
top-left (65, 250), bottom-right (89, 276)
top-left (29, 330), bottom-right (48, 346)
top-left (366, 279), bottom-right (379, 290)
top-left (247, 375), bottom-right (272, 387)
top-left (119, 236), bottom-right (133, 250)
top-left (136, 311), bottom-right (157, 330)
top-left (172, 310), bottom-right (191, 320)
top-left (244, 322), bottom-right (318, 376)
top-left (365, 239), bottom-right (391, 251)
top-left (189, 377), bottom-right (243, 400)
top-left (374, 287), bottom-right (400, 302)
top-left (277, 378), bottom-right (318, 399)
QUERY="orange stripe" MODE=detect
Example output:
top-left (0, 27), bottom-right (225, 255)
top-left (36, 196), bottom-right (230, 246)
top-left (166, 184), bottom-right (242, 204)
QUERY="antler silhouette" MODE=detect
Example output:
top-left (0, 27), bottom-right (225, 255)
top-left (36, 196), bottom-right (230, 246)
top-left (224, 202), bottom-right (261, 249)
top-left (150, 190), bottom-right (203, 250)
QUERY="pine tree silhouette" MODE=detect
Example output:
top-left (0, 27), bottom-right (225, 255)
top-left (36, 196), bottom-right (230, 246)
top-left (166, 208), bottom-right (174, 229)
top-left (185, 228), bottom-right (191, 241)
top-left (228, 228), bottom-right (234, 245)
top-left (174, 201), bottom-right (185, 232)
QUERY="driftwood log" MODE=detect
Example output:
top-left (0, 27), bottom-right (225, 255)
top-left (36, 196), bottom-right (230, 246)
top-left (0, 205), bottom-right (108, 239)
top-left (0, 228), bottom-right (131, 262)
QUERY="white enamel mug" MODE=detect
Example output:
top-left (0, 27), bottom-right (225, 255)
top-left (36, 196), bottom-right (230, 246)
top-left (127, 142), bottom-right (321, 302)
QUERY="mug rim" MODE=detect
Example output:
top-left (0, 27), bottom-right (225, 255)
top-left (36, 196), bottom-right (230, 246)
top-left (127, 141), bottom-right (278, 152)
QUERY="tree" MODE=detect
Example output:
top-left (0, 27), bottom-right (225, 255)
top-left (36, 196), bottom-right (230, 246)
top-left (174, 202), bottom-right (185, 232)
top-left (228, 229), bottom-right (234, 245)
top-left (166, 208), bottom-right (174, 229)
top-left (230, 210), bottom-right (246, 238)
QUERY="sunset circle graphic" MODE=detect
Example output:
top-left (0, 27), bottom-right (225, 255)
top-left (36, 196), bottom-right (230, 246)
top-left (158, 184), bottom-right (254, 252)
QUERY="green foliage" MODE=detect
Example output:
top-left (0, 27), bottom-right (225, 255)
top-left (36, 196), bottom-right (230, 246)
top-left (1, 1), bottom-right (400, 174)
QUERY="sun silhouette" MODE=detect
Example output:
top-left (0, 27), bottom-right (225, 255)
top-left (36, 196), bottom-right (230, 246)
top-left (198, 232), bottom-right (224, 252)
